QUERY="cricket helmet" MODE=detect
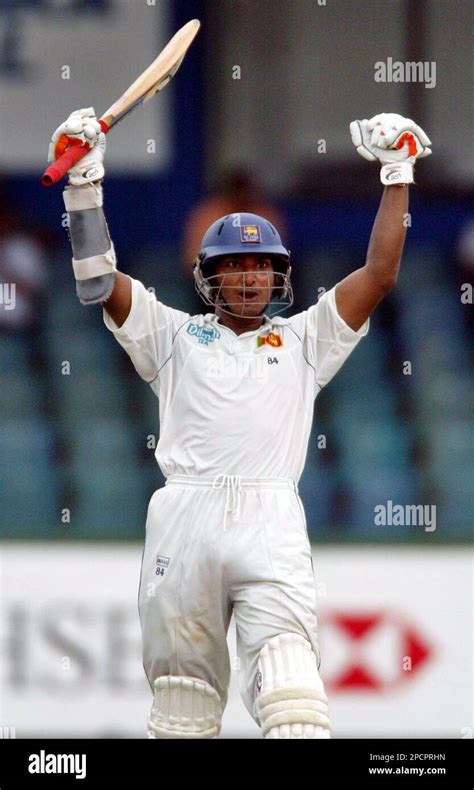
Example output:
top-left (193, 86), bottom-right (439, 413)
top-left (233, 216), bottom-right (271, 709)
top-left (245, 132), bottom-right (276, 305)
top-left (193, 212), bottom-right (292, 316)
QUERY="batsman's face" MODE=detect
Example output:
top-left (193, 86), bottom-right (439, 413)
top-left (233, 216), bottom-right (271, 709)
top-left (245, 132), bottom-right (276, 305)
top-left (214, 255), bottom-right (275, 316)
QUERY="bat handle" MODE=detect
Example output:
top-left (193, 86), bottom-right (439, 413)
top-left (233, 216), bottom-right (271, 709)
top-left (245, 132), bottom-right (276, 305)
top-left (41, 119), bottom-right (109, 187)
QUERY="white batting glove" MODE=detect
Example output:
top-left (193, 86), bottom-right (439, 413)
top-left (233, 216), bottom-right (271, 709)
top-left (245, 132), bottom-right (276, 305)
top-left (47, 107), bottom-right (105, 185)
top-left (350, 113), bottom-right (432, 185)
top-left (66, 132), bottom-right (106, 186)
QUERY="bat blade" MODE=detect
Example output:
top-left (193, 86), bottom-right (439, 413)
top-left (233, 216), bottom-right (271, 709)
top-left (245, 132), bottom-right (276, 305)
top-left (101, 19), bottom-right (200, 129)
top-left (41, 18), bottom-right (200, 186)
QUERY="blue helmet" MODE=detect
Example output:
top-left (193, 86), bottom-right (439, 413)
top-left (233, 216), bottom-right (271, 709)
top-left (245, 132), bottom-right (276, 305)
top-left (193, 212), bottom-right (292, 314)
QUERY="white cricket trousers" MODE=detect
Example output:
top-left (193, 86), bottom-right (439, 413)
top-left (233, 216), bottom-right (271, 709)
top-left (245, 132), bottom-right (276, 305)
top-left (138, 474), bottom-right (322, 719)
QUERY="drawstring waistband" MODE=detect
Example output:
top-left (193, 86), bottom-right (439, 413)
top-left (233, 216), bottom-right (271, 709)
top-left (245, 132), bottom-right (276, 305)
top-left (165, 474), bottom-right (297, 528)
top-left (212, 474), bottom-right (242, 521)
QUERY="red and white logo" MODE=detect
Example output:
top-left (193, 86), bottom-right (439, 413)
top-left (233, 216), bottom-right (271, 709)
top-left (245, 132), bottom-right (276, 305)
top-left (320, 610), bottom-right (433, 692)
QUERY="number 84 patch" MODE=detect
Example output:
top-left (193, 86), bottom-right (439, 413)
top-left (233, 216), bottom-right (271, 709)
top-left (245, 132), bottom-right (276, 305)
top-left (156, 555), bottom-right (170, 576)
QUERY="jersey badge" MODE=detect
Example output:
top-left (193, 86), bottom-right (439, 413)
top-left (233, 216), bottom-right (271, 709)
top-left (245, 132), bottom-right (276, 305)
top-left (257, 331), bottom-right (283, 348)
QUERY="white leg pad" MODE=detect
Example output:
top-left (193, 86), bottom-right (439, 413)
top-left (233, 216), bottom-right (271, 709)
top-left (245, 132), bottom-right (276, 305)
top-left (254, 633), bottom-right (331, 739)
top-left (147, 675), bottom-right (222, 739)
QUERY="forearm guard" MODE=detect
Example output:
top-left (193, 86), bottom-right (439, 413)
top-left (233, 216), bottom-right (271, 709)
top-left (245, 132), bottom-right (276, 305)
top-left (63, 183), bottom-right (116, 305)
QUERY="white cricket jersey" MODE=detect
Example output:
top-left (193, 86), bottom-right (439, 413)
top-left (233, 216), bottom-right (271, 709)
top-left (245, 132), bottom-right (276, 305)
top-left (103, 278), bottom-right (369, 481)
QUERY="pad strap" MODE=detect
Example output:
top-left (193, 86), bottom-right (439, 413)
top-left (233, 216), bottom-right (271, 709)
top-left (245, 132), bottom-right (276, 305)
top-left (72, 245), bottom-right (116, 281)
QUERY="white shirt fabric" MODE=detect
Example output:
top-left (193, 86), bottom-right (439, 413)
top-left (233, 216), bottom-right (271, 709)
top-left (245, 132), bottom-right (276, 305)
top-left (103, 277), bottom-right (369, 481)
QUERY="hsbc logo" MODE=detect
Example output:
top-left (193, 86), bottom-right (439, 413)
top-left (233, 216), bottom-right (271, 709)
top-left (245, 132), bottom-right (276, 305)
top-left (320, 610), bottom-right (433, 692)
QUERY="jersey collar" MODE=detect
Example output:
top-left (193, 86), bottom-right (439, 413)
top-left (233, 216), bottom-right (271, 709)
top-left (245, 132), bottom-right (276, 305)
top-left (204, 312), bottom-right (273, 338)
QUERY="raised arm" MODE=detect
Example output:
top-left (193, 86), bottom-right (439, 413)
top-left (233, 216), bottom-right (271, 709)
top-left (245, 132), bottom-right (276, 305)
top-left (101, 271), bottom-right (132, 327)
top-left (336, 185), bottom-right (408, 331)
top-left (335, 112), bottom-right (432, 331)
top-left (48, 108), bottom-right (132, 327)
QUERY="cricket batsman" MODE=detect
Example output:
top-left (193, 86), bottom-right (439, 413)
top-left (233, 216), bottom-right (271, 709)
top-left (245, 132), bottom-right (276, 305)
top-left (48, 109), bottom-right (431, 738)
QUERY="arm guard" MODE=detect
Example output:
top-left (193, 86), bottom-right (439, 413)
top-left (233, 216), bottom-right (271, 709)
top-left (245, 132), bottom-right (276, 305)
top-left (63, 183), bottom-right (116, 305)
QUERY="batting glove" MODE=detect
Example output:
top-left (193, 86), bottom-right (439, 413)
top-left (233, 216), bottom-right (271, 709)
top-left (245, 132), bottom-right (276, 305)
top-left (350, 113), bottom-right (432, 185)
top-left (47, 107), bottom-right (105, 185)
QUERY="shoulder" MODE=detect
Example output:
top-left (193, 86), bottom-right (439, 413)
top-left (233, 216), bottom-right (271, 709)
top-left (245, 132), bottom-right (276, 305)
top-left (283, 286), bottom-right (337, 332)
top-left (278, 285), bottom-right (350, 339)
top-left (266, 313), bottom-right (307, 349)
top-left (134, 277), bottom-right (195, 324)
top-left (105, 277), bottom-right (195, 336)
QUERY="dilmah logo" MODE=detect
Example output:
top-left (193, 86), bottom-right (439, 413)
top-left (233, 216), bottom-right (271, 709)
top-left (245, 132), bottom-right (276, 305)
top-left (28, 751), bottom-right (86, 780)
top-left (187, 322), bottom-right (221, 346)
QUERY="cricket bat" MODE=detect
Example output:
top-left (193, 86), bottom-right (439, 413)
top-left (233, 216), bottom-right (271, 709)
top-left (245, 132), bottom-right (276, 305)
top-left (41, 18), bottom-right (200, 186)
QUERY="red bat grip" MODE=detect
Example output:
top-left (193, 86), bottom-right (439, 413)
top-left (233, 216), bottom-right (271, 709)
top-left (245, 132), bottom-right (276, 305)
top-left (41, 144), bottom-right (90, 186)
top-left (41, 120), bottom-right (109, 187)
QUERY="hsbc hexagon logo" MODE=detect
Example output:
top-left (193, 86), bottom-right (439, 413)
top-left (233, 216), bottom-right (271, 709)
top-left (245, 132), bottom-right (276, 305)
top-left (319, 610), bottom-right (434, 692)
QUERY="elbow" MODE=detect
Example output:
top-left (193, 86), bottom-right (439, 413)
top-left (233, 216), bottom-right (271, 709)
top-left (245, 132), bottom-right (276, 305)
top-left (378, 272), bottom-right (399, 294)
top-left (367, 261), bottom-right (400, 294)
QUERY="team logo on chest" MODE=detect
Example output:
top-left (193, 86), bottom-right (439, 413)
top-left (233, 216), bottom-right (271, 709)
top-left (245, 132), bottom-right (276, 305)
top-left (257, 331), bottom-right (283, 348)
top-left (187, 323), bottom-right (221, 345)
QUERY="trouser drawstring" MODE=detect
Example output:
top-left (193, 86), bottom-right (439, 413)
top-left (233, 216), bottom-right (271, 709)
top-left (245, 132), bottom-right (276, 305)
top-left (212, 474), bottom-right (242, 528)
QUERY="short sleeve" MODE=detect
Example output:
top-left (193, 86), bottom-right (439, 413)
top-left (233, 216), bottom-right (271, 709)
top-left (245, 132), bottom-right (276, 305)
top-left (304, 285), bottom-right (369, 389)
top-left (103, 277), bottom-right (190, 382)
